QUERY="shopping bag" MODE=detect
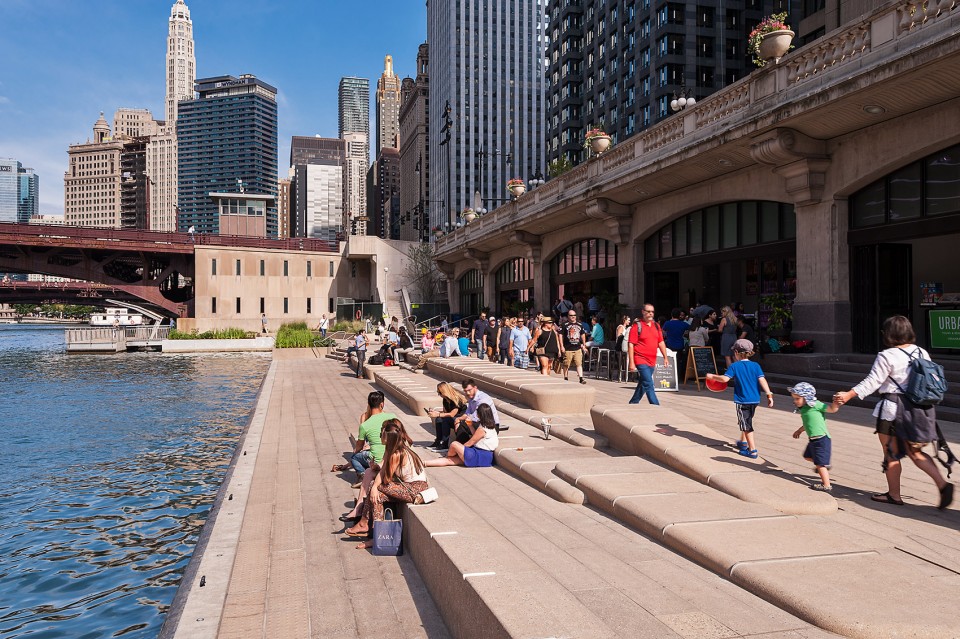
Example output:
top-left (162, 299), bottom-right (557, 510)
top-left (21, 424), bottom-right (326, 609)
top-left (371, 507), bottom-right (403, 556)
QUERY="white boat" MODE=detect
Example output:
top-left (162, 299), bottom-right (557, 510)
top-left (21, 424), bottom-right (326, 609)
top-left (89, 307), bottom-right (144, 327)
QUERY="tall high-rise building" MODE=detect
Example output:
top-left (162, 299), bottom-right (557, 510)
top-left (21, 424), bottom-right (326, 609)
top-left (114, 108), bottom-right (160, 138)
top-left (427, 0), bottom-right (548, 232)
top-left (368, 148), bottom-right (401, 239)
top-left (339, 77), bottom-right (370, 236)
top-left (177, 74), bottom-right (279, 235)
top-left (18, 166), bottom-right (39, 223)
top-left (143, 0), bottom-right (196, 232)
top-left (277, 175), bottom-right (292, 239)
top-left (544, 0), bottom-right (788, 167)
top-left (0, 159), bottom-right (19, 223)
top-left (398, 42), bottom-right (430, 242)
top-left (376, 55), bottom-right (402, 154)
top-left (289, 136), bottom-right (345, 242)
top-left (342, 132), bottom-right (368, 236)
top-left (65, 114), bottom-right (125, 228)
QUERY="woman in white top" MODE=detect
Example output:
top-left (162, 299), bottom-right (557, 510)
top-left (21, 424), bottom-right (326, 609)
top-left (348, 420), bottom-right (430, 548)
top-left (836, 315), bottom-right (953, 509)
top-left (425, 403), bottom-right (499, 468)
top-left (687, 317), bottom-right (709, 347)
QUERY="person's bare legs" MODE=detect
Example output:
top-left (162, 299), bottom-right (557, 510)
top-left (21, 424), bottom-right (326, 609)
top-left (424, 441), bottom-right (466, 467)
top-left (538, 356), bottom-right (552, 376)
top-left (345, 468), bottom-right (377, 519)
top-left (905, 448), bottom-right (948, 491)
top-left (878, 433), bottom-right (903, 500)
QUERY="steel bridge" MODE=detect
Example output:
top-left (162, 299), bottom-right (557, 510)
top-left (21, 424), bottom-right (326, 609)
top-left (0, 223), bottom-right (338, 316)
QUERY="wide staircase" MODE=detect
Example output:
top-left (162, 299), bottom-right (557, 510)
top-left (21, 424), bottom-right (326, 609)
top-left (764, 353), bottom-right (960, 423)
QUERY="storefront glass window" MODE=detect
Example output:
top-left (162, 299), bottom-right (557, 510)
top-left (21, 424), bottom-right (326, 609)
top-left (926, 148), bottom-right (960, 216)
top-left (888, 162), bottom-right (923, 221)
top-left (645, 234), bottom-right (658, 260)
top-left (741, 201), bottom-right (758, 245)
top-left (760, 202), bottom-right (779, 243)
top-left (688, 210), bottom-right (702, 253)
top-left (660, 226), bottom-right (673, 258)
top-left (850, 180), bottom-right (885, 228)
top-left (704, 206), bottom-right (720, 251)
top-left (782, 207), bottom-right (796, 239)
top-left (722, 203), bottom-right (738, 249)
top-left (674, 218), bottom-right (687, 256)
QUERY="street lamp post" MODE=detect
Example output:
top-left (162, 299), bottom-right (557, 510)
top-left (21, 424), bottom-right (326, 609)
top-left (528, 170), bottom-right (545, 189)
top-left (439, 101), bottom-right (453, 230)
top-left (383, 267), bottom-right (389, 306)
top-left (670, 87), bottom-right (697, 112)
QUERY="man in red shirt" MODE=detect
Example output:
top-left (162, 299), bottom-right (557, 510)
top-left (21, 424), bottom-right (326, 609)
top-left (627, 303), bottom-right (669, 405)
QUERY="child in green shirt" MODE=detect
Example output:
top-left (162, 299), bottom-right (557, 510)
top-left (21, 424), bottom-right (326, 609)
top-left (789, 382), bottom-right (840, 492)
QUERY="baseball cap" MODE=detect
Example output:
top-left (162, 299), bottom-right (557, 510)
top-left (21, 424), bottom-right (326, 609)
top-left (732, 339), bottom-right (754, 353)
top-left (788, 382), bottom-right (818, 407)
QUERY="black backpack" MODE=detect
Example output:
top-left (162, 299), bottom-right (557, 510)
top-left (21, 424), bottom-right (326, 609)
top-left (891, 348), bottom-right (947, 407)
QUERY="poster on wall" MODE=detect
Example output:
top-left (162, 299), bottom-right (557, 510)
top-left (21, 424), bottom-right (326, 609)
top-left (745, 259), bottom-right (759, 295)
top-left (929, 310), bottom-right (960, 349)
top-left (761, 260), bottom-right (779, 294)
top-left (921, 282), bottom-right (943, 305)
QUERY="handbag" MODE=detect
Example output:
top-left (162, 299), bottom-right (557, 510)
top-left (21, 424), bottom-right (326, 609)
top-left (535, 346), bottom-right (546, 356)
top-left (371, 507), bottom-right (403, 556)
top-left (418, 486), bottom-right (439, 503)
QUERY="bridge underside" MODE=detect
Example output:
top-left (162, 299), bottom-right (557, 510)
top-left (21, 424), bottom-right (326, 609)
top-left (0, 245), bottom-right (194, 317)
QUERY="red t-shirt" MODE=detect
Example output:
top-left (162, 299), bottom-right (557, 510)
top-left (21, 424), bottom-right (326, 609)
top-left (629, 321), bottom-right (663, 367)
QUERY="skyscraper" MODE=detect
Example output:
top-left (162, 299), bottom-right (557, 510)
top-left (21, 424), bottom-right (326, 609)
top-left (177, 74), bottom-right (279, 235)
top-left (0, 159), bottom-right (19, 223)
top-left (289, 136), bottom-right (345, 242)
top-left (339, 77), bottom-right (370, 236)
top-left (544, 0), bottom-right (788, 168)
top-left (376, 56), bottom-right (402, 154)
top-left (64, 114), bottom-right (125, 228)
top-left (18, 166), bottom-right (39, 223)
top-left (398, 42), bottom-right (430, 242)
top-left (427, 0), bottom-right (548, 232)
top-left (147, 0), bottom-right (195, 231)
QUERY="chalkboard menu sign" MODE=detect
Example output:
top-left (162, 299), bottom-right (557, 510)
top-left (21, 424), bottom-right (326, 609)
top-left (653, 352), bottom-right (678, 392)
top-left (685, 346), bottom-right (718, 390)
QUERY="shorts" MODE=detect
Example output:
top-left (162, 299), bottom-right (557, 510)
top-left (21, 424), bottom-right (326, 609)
top-left (874, 418), bottom-right (897, 437)
top-left (735, 403), bottom-right (757, 433)
top-left (463, 446), bottom-right (494, 467)
top-left (803, 436), bottom-right (832, 468)
top-left (563, 348), bottom-right (583, 368)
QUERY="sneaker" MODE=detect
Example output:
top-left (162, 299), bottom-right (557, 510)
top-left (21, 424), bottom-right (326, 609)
top-left (811, 483), bottom-right (833, 492)
top-left (939, 482), bottom-right (954, 510)
top-left (736, 441), bottom-right (749, 450)
top-left (738, 448), bottom-right (759, 459)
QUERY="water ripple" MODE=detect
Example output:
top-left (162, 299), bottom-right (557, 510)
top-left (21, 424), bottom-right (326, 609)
top-left (0, 324), bottom-right (270, 638)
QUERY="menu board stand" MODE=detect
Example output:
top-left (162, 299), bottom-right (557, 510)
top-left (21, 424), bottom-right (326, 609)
top-left (684, 346), bottom-right (718, 390)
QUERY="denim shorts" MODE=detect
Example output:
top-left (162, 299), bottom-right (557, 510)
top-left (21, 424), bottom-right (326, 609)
top-left (802, 436), bottom-right (832, 468)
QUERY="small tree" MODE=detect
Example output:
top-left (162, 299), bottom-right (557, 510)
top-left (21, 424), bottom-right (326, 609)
top-left (548, 156), bottom-right (573, 178)
top-left (13, 303), bottom-right (34, 319)
top-left (405, 242), bottom-right (442, 304)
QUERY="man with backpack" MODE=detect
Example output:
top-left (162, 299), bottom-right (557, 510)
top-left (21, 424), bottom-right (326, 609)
top-left (627, 303), bottom-right (669, 405)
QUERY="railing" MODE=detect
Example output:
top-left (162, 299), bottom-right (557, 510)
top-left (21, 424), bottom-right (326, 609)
top-left (0, 222), bottom-right (339, 253)
top-left (124, 326), bottom-right (171, 342)
top-left (65, 328), bottom-right (120, 346)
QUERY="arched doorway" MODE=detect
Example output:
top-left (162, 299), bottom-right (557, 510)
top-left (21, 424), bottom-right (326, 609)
top-left (458, 269), bottom-right (484, 318)
top-left (849, 143), bottom-right (960, 353)
top-left (549, 239), bottom-right (618, 312)
top-left (643, 201), bottom-right (796, 326)
top-left (495, 258), bottom-right (533, 316)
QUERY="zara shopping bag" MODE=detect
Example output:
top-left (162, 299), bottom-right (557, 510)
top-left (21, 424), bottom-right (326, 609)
top-left (371, 507), bottom-right (403, 556)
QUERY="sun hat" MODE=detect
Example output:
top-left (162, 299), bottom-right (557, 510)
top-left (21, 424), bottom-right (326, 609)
top-left (732, 338), bottom-right (754, 353)
top-left (788, 382), bottom-right (818, 407)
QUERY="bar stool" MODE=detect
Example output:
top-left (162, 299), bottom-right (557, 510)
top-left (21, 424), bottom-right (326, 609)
top-left (594, 348), bottom-right (612, 380)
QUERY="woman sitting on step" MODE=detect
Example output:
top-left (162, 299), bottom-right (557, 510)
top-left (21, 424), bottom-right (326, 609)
top-left (346, 420), bottom-right (430, 548)
top-left (424, 403), bottom-right (499, 468)
top-left (426, 382), bottom-right (467, 450)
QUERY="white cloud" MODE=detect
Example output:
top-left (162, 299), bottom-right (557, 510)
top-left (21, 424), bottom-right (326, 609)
top-left (0, 96), bottom-right (10, 105)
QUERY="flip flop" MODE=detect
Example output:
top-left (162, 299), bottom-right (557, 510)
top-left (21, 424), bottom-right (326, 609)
top-left (871, 492), bottom-right (905, 505)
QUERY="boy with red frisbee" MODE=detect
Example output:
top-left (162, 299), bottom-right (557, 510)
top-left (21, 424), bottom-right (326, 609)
top-left (705, 339), bottom-right (774, 458)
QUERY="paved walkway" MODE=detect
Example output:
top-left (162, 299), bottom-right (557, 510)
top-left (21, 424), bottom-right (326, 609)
top-left (169, 355), bottom-right (959, 638)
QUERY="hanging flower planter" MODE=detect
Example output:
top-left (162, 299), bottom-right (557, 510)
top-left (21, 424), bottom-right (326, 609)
top-left (431, 226), bottom-right (444, 238)
top-left (748, 13), bottom-right (794, 67)
top-left (507, 178), bottom-right (526, 197)
top-left (584, 127), bottom-right (611, 155)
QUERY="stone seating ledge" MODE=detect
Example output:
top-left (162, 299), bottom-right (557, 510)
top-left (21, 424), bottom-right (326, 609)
top-left (425, 357), bottom-right (596, 414)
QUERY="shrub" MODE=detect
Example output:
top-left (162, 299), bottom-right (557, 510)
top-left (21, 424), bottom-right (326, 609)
top-left (274, 322), bottom-right (336, 348)
top-left (168, 327), bottom-right (249, 340)
top-left (332, 320), bottom-right (363, 333)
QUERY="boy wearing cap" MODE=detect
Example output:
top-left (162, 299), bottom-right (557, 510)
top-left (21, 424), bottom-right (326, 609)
top-left (705, 339), bottom-right (773, 458)
top-left (789, 382), bottom-right (841, 492)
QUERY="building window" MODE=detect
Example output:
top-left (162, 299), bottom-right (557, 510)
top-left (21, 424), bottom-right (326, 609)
top-left (236, 297), bottom-right (241, 314)
top-left (211, 258), bottom-right (217, 276)
top-left (212, 297), bottom-right (217, 314)
top-left (283, 297), bottom-right (289, 314)
top-left (260, 259), bottom-right (265, 276)
top-left (329, 261), bottom-right (334, 276)
top-left (307, 261), bottom-right (312, 277)
top-left (329, 297), bottom-right (334, 313)
top-left (236, 259), bottom-right (241, 276)
top-left (307, 298), bottom-right (312, 314)
top-left (283, 260), bottom-right (289, 276)
top-left (260, 297), bottom-right (265, 313)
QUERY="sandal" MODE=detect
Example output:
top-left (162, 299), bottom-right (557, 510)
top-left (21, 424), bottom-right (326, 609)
top-left (344, 525), bottom-right (369, 537)
top-left (738, 448), bottom-right (759, 459)
top-left (413, 494), bottom-right (425, 505)
top-left (810, 483), bottom-right (833, 492)
top-left (330, 463), bottom-right (350, 473)
top-left (579, 378), bottom-right (587, 385)
top-left (871, 492), bottom-right (905, 505)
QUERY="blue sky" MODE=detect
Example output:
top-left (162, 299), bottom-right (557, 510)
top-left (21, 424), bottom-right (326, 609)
top-left (0, 0), bottom-right (427, 214)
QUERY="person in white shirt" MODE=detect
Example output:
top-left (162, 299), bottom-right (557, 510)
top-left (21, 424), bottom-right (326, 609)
top-left (835, 315), bottom-right (952, 509)
top-left (425, 402), bottom-right (499, 468)
top-left (316, 314), bottom-right (329, 338)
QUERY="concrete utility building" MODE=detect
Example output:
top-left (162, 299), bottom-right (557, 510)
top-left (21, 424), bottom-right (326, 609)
top-left (433, 1), bottom-right (960, 355)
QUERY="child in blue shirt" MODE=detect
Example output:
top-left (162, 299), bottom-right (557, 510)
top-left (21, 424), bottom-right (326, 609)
top-left (705, 339), bottom-right (773, 458)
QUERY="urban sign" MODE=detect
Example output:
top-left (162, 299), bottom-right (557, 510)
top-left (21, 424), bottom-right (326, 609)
top-left (929, 310), bottom-right (960, 349)
top-left (0, 166), bottom-right (11, 172)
